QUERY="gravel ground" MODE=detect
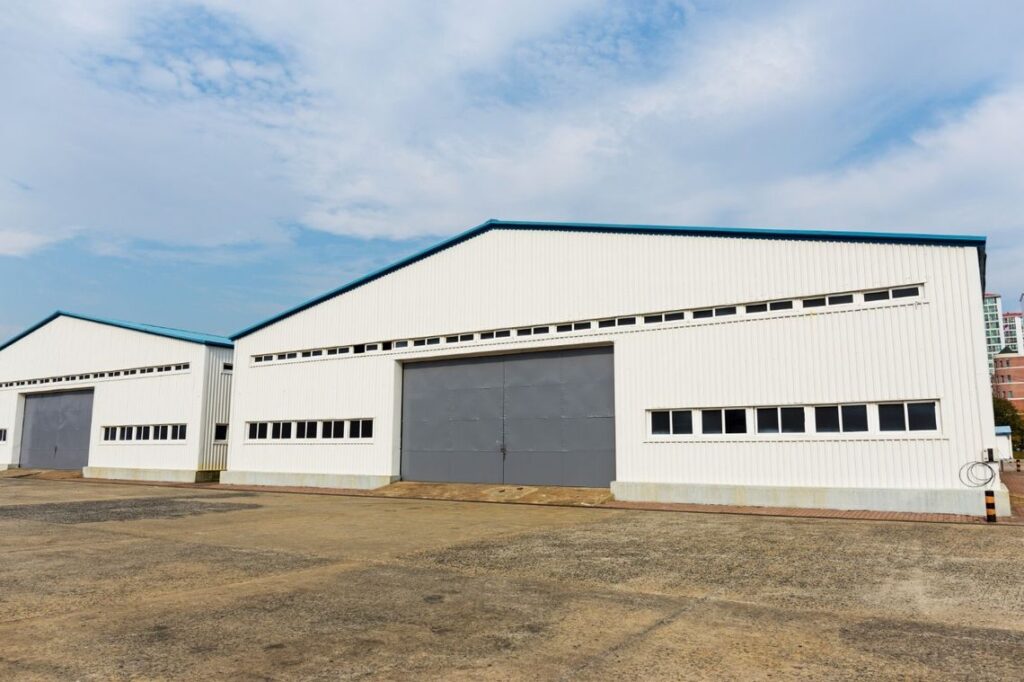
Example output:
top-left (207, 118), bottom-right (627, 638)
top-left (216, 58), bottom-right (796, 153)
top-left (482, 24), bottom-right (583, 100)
top-left (1, 477), bottom-right (1023, 680)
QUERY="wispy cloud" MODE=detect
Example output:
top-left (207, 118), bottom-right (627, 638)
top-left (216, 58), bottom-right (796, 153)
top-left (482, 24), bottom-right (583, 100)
top-left (1, 0), bottom-right (1023, 321)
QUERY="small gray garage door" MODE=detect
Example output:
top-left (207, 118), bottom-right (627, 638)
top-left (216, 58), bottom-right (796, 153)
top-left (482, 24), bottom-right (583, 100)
top-left (401, 347), bottom-right (614, 487)
top-left (20, 390), bottom-right (95, 470)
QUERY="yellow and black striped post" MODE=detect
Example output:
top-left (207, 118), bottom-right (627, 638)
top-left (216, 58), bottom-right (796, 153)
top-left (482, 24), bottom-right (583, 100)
top-left (984, 490), bottom-right (997, 523)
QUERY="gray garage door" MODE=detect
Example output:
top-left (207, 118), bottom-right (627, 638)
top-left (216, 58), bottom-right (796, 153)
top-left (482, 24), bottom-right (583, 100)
top-left (401, 347), bottom-right (615, 487)
top-left (20, 390), bottom-right (95, 470)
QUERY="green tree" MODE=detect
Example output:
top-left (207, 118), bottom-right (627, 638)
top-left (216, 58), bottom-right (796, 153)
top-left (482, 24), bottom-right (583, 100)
top-left (993, 396), bottom-right (1024, 453)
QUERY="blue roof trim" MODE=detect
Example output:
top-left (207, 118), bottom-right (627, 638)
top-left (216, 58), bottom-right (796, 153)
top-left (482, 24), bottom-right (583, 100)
top-left (231, 219), bottom-right (988, 339)
top-left (0, 311), bottom-right (234, 352)
top-left (995, 425), bottom-right (1012, 435)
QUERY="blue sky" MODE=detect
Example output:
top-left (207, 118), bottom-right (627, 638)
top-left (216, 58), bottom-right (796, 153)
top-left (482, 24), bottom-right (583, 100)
top-left (2, 0), bottom-right (1024, 340)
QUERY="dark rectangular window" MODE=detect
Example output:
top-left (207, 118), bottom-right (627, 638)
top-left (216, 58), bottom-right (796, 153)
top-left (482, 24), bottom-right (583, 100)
top-left (780, 407), bottom-right (804, 433)
top-left (311, 350), bottom-right (323, 356)
top-left (322, 421), bottom-right (343, 438)
top-left (257, 423), bottom-right (268, 439)
top-left (693, 309), bottom-right (713, 319)
top-left (828, 294), bottom-right (854, 305)
top-left (349, 420), bottom-right (360, 438)
top-left (122, 426), bottom-right (133, 441)
top-left (664, 311), bottom-right (686, 321)
top-left (395, 341), bottom-right (408, 348)
top-left (460, 334), bottom-right (474, 342)
top-left (841, 404), bottom-right (868, 432)
top-left (644, 315), bottom-right (663, 324)
top-left (746, 303), bottom-right (768, 313)
top-left (157, 424), bottom-right (169, 440)
top-left (427, 338), bottom-right (440, 345)
top-left (702, 410), bottom-right (723, 434)
top-left (815, 406), bottom-right (840, 433)
top-left (365, 344), bottom-right (378, 351)
top-left (138, 426), bottom-right (151, 441)
top-left (103, 427), bottom-right (115, 441)
top-left (757, 408), bottom-right (779, 433)
top-left (803, 297), bottom-right (826, 308)
top-left (573, 322), bottom-right (591, 330)
top-left (354, 344), bottom-right (366, 353)
top-left (214, 424), bottom-right (228, 441)
top-left (248, 423), bottom-right (258, 439)
top-left (724, 409), bottom-right (747, 434)
top-left (864, 290), bottom-right (889, 302)
top-left (327, 348), bottom-right (338, 355)
top-left (651, 410), bottom-right (670, 435)
top-left (532, 327), bottom-right (549, 334)
top-left (769, 300), bottom-right (793, 310)
top-left (446, 336), bottom-right (459, 343)
top-left (907, 402), bottom-right (936, 431)
top-left (671, 410), bottom-right (693, 435)
top-left (517, 328), bottom-right (532, 336)
top-left (178, 424), bottom-right (188, 440)
top-left (361, 419), bottom-right (373, 438)
top-left (481, 331), bottom-right (495, 339)
top-left (878, 404), bottom-right (906, 431)
top-left (715, 307), bottom-right (737, 316)
top-left (495, 330), bottom-right (511, 338)
top-left (381, 342), bottom-right (392, 351)
top-left (892, 286), bottom-right (919, 298)
top-left (556, 324), bottom-right (573, 332)
top-left (617, 317), bottom-right (636, 326)
top-left (301, 351), bottom-right (312, 357)
top-left (598, 319), bottom-right (616, 328)
top-left (296, 421), bottom-right (317, 439)
top-left (224, 363), bottom-right (235, 370)
top-left (414, 339), bottom-right (426, 346)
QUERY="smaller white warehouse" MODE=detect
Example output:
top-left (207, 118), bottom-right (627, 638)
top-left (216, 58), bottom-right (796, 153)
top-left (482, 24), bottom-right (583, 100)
top-left (0, 312), bottom-right (233, 482)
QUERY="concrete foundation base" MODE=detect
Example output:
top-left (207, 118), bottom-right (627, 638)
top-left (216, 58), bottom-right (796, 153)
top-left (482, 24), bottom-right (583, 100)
top-left (83, 467), bottom-right (219, 484)
top-left (219, 470), bottom-right (396, 490)
top-left (611, 480), bottom-right (1013, 517)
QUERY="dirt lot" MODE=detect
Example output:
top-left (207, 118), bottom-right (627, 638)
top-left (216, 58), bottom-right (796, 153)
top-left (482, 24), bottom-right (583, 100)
top-left (1, 478), bottom-right (1023, 680)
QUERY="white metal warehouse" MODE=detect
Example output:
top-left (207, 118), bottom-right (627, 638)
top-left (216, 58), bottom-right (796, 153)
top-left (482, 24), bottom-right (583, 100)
top-left (224, 220), bottom-right (1008, 516)
top-left (0, 312), bottom-right (233, 482)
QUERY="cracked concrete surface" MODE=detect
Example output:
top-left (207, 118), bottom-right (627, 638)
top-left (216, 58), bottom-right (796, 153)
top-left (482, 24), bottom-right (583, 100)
top-left (1, 477), bottom-right (1022, 680)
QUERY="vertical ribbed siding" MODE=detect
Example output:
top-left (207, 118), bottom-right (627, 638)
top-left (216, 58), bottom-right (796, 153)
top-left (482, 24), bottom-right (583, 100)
top-left (225, 231), bottom-right (995, 493)
top-left (198, 347), bottom-right (233, 471)
top-left (0, 316), bottom-right (209, 471)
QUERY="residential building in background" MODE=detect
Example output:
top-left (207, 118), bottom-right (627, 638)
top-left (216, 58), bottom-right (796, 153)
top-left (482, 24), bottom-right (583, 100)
top-left (1004, 312), bottom-right (1023, 353)
top-left (983, 293), bottom-right (1005, 373)
top-left (222, 220), bottom-right (1007, 517)
top-left (993, 350), bottom-right (1024, 417)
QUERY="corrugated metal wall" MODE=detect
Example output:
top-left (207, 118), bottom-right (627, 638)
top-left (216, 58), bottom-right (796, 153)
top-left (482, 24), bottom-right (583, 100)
top-left (226, 230), bottom-right (994, 492)
top-left (198, 346), bottom-right (233, 471)
top-left (0, 316), bottom-right (211, 472)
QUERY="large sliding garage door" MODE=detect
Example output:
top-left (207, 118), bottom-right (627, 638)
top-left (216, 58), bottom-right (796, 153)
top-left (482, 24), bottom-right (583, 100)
top-left (401, 347), bottom-right (615, 487)
top-left (20, 390), bottom-right (95, 469)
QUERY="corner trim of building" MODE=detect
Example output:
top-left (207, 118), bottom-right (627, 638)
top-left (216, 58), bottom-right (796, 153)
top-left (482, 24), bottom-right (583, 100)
top-left (219, 470), bottom-right (396, 490)
top-left (610, 481), bottom-right (1013, 517)
top-left (83, 467), bottom-right (219, 484)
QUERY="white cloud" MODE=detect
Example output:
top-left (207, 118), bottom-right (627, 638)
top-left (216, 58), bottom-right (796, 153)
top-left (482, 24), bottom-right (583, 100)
top-left (1, 0), bottom-right (1023, 297)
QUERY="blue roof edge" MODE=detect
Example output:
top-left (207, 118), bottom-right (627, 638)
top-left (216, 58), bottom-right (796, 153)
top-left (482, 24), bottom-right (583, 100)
top-left (0, 311), bottom-right (234, 352)
top-left (231, 219), bottom-right (988, 340)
